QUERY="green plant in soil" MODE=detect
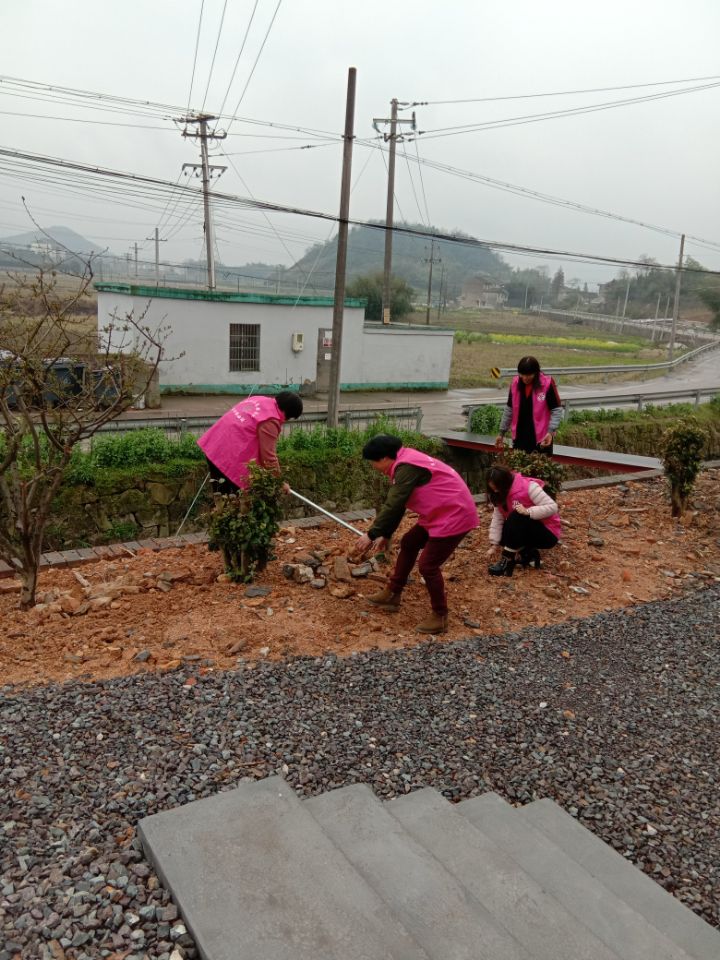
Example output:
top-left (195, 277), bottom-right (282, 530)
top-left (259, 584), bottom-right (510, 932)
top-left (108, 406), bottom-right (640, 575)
top-left (659, 419), bottom-right (708, 517)
top-left (206, 464), bottom-right (284, 582)
top-left (502, 449), bottom-right (567, 501)
top-left (468, 404), bottom-right (502, 434)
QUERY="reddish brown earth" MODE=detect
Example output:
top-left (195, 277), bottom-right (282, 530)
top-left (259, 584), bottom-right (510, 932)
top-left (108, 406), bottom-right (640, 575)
top-left (1, 472), bottom-right (718, 689)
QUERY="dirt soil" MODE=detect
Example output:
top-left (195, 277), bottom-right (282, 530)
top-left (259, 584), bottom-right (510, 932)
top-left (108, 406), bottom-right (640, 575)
top-left (1, 473), bottom-right (718, 689)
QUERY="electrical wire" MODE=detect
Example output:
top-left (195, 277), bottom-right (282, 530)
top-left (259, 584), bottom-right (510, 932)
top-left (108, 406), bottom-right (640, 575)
top-left (2, 145), bottom-right (719, 276)
top-left (413, 81), bottom-right (720, 141)
top-left (200, 0), bottom-right (230, 113)
top-left (186, 0), bottom-right (206, 114)
top-left (227, 0), bottom-right (283, 129)
top-left (217, 0), bottom-right (260, 117)
top-left (412, 74), bottom-right (720, 106)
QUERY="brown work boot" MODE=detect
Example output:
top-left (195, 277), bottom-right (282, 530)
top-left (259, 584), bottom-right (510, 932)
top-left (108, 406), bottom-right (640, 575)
top-left (415, 612), bottom-right (448, 634)
top-left (367, 586), bottom-right (402, 611)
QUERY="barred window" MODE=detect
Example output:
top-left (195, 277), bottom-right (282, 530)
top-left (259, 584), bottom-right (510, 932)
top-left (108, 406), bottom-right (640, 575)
top-left (229, 323), bottom-right (260, 372)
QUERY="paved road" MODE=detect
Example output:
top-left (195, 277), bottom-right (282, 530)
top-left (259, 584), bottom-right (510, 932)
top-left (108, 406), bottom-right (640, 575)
top-left (122, 346), bottom-right (720, 436)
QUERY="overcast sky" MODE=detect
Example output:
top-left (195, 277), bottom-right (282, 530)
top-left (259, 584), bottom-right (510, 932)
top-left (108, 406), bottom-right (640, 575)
top-left (0, 0), bottom-right (718, 287)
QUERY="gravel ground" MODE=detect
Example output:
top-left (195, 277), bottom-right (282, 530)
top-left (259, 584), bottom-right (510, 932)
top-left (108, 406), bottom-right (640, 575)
top-left (1, 585), bottom-right (719, 959)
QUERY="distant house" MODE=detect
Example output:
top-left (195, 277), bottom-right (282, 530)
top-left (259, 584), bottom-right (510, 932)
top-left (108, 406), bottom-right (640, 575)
top-left (460, 276), bottom-right (507, 309)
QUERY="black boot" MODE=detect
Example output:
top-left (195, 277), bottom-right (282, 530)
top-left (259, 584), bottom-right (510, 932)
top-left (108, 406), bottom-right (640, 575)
top-left (489, 548), bottom-right (518, 577)
top-left (520, 547), bottom-right (541, 569)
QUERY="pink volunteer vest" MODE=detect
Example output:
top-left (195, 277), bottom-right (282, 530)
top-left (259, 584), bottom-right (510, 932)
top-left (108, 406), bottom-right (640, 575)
top-left (197, 395), bottom-right (285, 489)
top-left (390, 447), bottom-right (479, 537)
top-left (499, 472), bottom-right (562, 538)
top-left (510, 372), bottom-right (556, 443)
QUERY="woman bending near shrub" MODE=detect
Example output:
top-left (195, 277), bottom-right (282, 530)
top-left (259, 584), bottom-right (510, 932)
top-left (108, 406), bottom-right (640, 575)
top-left (486, 465), bottom-right (561, 576)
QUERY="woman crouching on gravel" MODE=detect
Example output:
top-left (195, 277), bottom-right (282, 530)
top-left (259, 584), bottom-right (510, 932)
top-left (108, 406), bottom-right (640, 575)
top-left (486, 465), bottom-right (562, 576)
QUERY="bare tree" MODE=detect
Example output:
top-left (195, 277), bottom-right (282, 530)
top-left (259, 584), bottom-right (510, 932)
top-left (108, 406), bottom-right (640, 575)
top-left (0, 259), bottom-right (171, 608)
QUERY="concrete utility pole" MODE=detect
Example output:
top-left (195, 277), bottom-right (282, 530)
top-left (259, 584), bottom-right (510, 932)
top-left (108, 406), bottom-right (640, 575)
top-left (424, 239), bottom-right (441, 325)
top-left (668, 233), bottom-right (685, 362)
top-left (133, 242), bottom-right (139, 277)
top-left (145, 227), bottom-right (167, 285)
top-left (179, 114), bottom-right (227, 290)
top-left (327, 67), bottom-right (357, 429)
top-left (437, 264), bottom-right (446, 322)
top-left (373, 100), bottom-right (415, 324)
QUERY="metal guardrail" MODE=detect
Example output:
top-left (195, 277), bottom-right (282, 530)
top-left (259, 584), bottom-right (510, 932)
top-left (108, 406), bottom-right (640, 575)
top-left (463, 385), bottom-right (720, 424)
top-left (533, 307), bottom-right (720, 344)
top-left (94, 406), bottom-right (424, 439)
top-left (494, 337), bottom-right (720, 378)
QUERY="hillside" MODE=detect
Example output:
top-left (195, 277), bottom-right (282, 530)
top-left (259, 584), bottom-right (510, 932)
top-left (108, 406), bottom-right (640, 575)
top-left (0, 225), bottom-right (100, 254)
top-left (283, 221), bottom-right (507, 297)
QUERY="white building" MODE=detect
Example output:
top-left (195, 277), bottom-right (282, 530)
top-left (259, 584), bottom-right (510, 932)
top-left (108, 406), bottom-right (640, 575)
top-left (95, 284), bottom-right (454, 394)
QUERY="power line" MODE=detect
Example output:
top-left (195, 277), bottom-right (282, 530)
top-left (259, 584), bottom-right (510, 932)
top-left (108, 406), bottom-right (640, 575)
top-left (186, 0), bottom-right (206, 114)
top-left (3, 144), bottom-right (718, 276)
top-left (413, 138), bottom-right (431, 226)
top-left (200, 0), bottom-right (230, 113)
top-left (411, 74), bottom-right (720, 106)
top-left (413, 81), bottom-right (720, 141)
top-left (217, 0), bottom-right (260, 117)
top-left (357, 139), bottom-right (720, 253)
top-left (227, 0), bottom-right (284, 130)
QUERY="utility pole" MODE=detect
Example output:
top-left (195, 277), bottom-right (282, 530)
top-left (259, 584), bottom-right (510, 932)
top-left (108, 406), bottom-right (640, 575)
top-left (133, 242), bottom-right (139, 277)
top-left (179, 114), bottom-right (227, 290)
top-left (327, 67), bottom-right (357, 429)
top-left (437, 264), bottom-right (445, 323)
top-left (145, 227), bottom-right (167, 285)
top-left (373, 100), bottom-right (415, 324)
top-left (668, 233), bottom-right (685, 362)
top-left (652, 291), bottom-right (662, 342)
top-left (425, 240), bottom-right (441, 324)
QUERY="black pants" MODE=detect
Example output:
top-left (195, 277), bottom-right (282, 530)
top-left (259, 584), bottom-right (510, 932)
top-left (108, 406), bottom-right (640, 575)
top-left (206, 458), bottom-right (240, 494)
top-left (500, 513), bottom-right (558, 551)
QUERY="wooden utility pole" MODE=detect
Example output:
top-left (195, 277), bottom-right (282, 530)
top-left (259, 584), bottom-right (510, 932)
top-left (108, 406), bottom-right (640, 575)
top-left (374, 100), bottom-right (415, 324)
top-left (668, 233), bottom-right (685, 362)
top-left (180, 114), bottom-right (227, 290)
top-left (327, 67), bottom-right (357, 429)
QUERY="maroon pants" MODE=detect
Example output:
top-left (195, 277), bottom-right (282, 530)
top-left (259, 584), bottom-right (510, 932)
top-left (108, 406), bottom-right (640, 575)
top-left (388, 524), bottom-right (468, 616)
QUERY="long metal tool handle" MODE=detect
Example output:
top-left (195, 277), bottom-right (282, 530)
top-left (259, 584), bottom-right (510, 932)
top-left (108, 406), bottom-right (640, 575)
top-left (288, 488), bottom-right (363, 536)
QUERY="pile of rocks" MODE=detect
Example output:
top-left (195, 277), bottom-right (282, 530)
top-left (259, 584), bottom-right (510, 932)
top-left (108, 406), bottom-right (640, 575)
top-left (281, 548), bottom-right (386, 597)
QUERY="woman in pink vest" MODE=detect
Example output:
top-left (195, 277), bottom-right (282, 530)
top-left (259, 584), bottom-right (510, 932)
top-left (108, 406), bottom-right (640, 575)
top-left (495, 356), bottom-right (562, 454)
top-left (351, 434), bottom-right (479, 634)
top-left (197, 391), bottom-right (303, 493)
top-left (486, 465), bottom-right (562, 576)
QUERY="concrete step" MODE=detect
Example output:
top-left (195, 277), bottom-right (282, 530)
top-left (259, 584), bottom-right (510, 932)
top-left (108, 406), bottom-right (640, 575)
top-left (387, 787), bottom-right (621, 960)
top-left (138, 776), bottom-right (429, 960)
top-left (305, 783), bottom-right (529, 960)
top-left (458, 792), bottom-right (695, 960)
top-left (521, 798), bottom-right (720, 960)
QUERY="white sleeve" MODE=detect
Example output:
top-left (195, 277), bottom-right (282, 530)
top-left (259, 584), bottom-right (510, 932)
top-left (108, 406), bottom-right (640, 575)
top-left (526, 481), bottom-right (559, 521)
top-left (489, 507), bottom-right (504, 544)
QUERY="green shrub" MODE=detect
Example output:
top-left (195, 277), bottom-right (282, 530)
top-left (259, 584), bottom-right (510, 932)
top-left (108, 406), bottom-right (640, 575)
top-left (207, 465), bottom-right (284, 582)
top-left (503, 449), bottom-right (566, 500)
top-left (468, 404), bottom-right (502, 434)
top-left (659, 419), bottom-right (708, 517)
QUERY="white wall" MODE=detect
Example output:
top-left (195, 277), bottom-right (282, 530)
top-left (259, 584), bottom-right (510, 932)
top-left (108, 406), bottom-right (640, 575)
top-left (96, 286), bottom-right (454, 392)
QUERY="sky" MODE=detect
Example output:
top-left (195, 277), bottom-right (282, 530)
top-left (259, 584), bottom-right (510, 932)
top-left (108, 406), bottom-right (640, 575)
top-left (0, 0), bottom-right (719, 289)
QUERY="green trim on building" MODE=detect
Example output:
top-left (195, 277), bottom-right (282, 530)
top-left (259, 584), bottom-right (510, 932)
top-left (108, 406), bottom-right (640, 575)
top-left (160, 381), bottom-right (448, 395)
top-left (94, 282), bottom-right (367, 309)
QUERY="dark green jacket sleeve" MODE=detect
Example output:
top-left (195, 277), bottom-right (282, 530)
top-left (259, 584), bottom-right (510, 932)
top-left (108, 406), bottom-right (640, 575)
top-left (368, 463), bottom-right (431, 539)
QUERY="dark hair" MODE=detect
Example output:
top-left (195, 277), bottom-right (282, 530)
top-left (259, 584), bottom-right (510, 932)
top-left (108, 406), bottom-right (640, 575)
top-left (486, 465), bottom-right (514, 506)
top-left (276, 391), bottom-right (303, 420)
top-left (362, 433), bottom-right (403, 461)
top-left (517, 355), bottom-right (541, 388)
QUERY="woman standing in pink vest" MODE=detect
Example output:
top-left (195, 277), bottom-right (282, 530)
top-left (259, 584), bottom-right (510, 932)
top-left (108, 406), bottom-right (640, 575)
top-left (495, 356), bottom-right (562, 454)
top-left (485, 465), bottom-right (561, 576)
top-left (197, 391), bottom-right (303, 493)
top-left (351, 434), bottom-right (479, 634)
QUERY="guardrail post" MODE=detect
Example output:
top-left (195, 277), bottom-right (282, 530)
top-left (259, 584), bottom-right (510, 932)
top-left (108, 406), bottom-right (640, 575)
top-left (695, 390), bottom-right (701, 407)
top-left (415, 408), bottom-right (423, 432)
top-left (343, 411), bottom-right (352, 430)
top-left (637, 397), bottom-right (643, 412)
top-left (179, 418), bottom-right (187, 436)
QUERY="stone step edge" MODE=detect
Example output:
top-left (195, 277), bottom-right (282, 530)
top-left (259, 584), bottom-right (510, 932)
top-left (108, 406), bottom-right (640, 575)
top-left (4, 462), bottom-right (717, 580)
